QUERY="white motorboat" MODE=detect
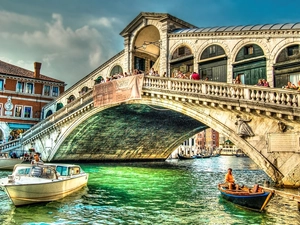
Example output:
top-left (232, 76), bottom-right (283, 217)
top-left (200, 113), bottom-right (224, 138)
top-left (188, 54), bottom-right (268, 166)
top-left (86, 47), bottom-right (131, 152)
top-left (0, 163), bottom-right (89, 206)
top-left (0, 158), bottom-right (24, 170)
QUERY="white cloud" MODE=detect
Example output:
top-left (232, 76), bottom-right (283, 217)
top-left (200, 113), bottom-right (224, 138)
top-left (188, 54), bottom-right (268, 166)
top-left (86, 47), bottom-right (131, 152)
top-left (0, 10), bottom-right (40, 27)
top-left (0, 10), bottom-right (123, 88)
top-left (89, 17), bottom-right (121, 28)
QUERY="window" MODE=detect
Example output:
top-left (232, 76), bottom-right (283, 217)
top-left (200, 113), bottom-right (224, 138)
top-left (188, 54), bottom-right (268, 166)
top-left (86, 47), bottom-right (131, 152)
top-left (0, 104), bottom-right (2, 116)
top-left (110, 65), bottom-right (123, 76)
top-left (15, 106), bottom-right (22, 117)
top-left (26, 83), bottom-right (34, 94)
top-left (24, 107), bottom-right (32, 118)
top-left (52, 86), bottom-right (59, 97)
top-left (44, 85), bottom-right (50, 96)
top-left (67, 95), bottom-right (76, 103)
top-left (209, 46), bottom-right (216, 55)
top-left (178, 47), bottom-right (185, 56)
top-left (245, 46), bottom-right (254, 55)
top-left (134, 57), bottom-right (145, 72)
top-left (16, 82), bottom-right (25, 92)
top-left (0, 79), bottom-right (4, 91)
top-left (287, 45), bottom-right (299, 56)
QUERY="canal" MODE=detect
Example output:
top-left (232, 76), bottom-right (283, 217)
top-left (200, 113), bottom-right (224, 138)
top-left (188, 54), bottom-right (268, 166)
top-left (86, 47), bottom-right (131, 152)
top-left (0, 156), bottom-right (299, 224)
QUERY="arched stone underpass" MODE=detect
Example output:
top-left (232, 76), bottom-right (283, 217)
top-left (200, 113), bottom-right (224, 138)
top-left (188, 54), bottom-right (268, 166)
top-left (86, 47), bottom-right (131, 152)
top-left (52, 104), bottom-right (207, 162)
top-left (46, 91), bottom-right (299, 187)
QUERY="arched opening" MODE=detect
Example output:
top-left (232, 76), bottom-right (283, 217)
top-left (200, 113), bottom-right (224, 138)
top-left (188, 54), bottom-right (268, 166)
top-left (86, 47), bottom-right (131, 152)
top-left (80, 86), bottom-right (89, 95)
top-left (199, 45), bottom-right (227, 82)
top-left (274, 44), bottom-right (300, 88)
top-left (170, 45), bottom-right (193, 78)
top-left (132, 25), bottom-right (160, 74)
top-left (45, 110), bottom-right (53, 118)
top-left (67, 95), bottom-right (76, 104)
top-left (56, 102), bottom-right (64, 111)
top-left (110, 65), bottom-right (123, 76)
top-left (233, 44), bottom-right (266, 85)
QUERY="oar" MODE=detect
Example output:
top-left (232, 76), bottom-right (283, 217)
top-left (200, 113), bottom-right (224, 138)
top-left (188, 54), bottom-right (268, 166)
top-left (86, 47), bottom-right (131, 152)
top-left (260, 191), bottom-right (274, 211)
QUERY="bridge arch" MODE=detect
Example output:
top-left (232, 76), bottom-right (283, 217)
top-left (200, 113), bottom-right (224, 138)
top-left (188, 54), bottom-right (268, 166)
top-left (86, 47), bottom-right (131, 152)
top-left (49, 97), bottom-right (282, 183)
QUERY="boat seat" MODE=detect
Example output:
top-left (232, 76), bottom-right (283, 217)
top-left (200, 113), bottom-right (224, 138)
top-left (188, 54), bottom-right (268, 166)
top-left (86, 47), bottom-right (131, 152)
top-left (251, 184), bottom-right (259, 193)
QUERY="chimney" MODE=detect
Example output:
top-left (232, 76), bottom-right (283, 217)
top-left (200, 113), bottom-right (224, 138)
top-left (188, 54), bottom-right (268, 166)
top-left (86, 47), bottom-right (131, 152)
top-left (34, 62), bottom-right (42, 78)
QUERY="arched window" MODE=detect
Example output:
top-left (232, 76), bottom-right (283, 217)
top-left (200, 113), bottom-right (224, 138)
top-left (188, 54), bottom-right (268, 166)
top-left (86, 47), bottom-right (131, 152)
top-left (170, 45), bottom-right (193, 78)
top-left (80, 86), bottom-right (89, 95)
top-left (67, 95), bottom-right (76, 104)
top-left (56, 102), bottom-right (64, 111)
top-left (274, 44), bottom-right (300, 88)
top-left (45, 110), bottom-right (53, 118)
top-left (110, 65), bottom-right (123, 76)
top-left (199, 45), bottom-right (227, 82)
top-left (233, 44), bottom-right (266, 85)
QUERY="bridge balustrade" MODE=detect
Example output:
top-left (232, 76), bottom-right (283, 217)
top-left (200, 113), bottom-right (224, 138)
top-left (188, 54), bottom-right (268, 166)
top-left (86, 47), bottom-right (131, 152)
top-left (143, 76), bottom-right (300, 108)
top-left (0, 139), bottom-right (21, 152)
top-left (1, 76), bottom-right (300, 152)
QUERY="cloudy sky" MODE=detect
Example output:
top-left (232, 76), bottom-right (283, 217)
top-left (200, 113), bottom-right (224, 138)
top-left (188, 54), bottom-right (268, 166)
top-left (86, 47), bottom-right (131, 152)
top-left (0, 0), bottom-right (299, 89)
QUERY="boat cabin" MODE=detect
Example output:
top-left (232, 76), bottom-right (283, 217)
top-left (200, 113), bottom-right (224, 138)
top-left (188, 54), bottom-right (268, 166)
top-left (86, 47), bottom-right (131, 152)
top-left (10, 163), bottom-right (83, 181)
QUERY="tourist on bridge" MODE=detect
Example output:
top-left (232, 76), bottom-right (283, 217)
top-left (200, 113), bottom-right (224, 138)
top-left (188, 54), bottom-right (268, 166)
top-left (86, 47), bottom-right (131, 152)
top-left (190, 72), bottom-right (200, 80)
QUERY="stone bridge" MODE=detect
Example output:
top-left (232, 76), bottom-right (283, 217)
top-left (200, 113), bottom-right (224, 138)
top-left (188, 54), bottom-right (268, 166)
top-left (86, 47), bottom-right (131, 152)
top-left (2, 76), bottom-right (300, 187)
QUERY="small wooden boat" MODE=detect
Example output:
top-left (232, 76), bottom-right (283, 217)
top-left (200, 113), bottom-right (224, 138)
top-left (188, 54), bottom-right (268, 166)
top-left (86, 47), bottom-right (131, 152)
top-left (177, 153), bottom-right (196, 160)
top-left (218, 183), bottom-right (273, 212)
top-left (0, 158), bottom-right (24, 170)
top-left (0, 163), bottom-right (88, 206)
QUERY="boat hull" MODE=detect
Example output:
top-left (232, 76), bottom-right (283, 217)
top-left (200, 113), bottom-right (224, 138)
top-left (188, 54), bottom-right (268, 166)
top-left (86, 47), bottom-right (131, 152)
top-left (218, 185), bottom-right (273, 211)
top-left (0, 158), bottom-right (23, 170)
top-left (2, 174), bottom-right (88, 206)
top-left (177, 154), bottom-right (196, 160)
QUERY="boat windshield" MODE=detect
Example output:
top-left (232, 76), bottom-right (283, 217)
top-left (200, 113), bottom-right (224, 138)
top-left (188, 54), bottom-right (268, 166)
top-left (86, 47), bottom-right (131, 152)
top-left (56, 165), bottom-right (82, 176)
top-left (13, 166), bottom-right (31, 176)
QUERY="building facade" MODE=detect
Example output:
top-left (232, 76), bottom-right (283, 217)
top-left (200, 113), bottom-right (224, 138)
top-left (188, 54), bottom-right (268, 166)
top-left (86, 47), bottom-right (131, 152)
top-left (0, 61), bottom-right (65, 143)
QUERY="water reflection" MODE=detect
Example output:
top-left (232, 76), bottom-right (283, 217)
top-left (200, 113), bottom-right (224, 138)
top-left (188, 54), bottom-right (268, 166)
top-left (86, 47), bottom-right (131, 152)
top-left (0, 156), bottom-right (299, 224)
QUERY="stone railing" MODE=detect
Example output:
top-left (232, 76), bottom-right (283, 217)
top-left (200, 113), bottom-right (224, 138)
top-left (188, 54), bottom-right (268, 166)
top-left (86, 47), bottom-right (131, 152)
top-left (2, 76), bottom-right (300, 152)
top-left (0, 139), bottom-right (22, 152)
top-left (143, 76), bottom-right (300, 108)
top-left (21, 90), bottom-right (94, 144)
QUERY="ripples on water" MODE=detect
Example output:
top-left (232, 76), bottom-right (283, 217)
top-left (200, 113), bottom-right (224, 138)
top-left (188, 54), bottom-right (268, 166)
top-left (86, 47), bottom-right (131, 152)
top-left (0, 156), bottom-right (299, 225)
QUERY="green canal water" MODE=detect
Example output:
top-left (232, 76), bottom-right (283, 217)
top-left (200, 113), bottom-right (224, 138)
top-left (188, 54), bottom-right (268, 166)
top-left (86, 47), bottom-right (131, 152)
top-left (0, 156), bottom-right (299, 225)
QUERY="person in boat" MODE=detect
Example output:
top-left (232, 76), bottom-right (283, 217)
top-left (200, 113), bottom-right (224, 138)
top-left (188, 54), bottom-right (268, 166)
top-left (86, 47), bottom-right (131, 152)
top-left (31, 152), bottom-right (44, 165)
top-left (225, 168), bottom-right (239, 190)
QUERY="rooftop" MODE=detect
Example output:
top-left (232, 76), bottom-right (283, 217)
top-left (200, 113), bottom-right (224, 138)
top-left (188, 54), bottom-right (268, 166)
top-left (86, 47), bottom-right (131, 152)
top-left (171, 22), bottom-right (300, 34)
top-left (0, 60), bottom-right (65, 84)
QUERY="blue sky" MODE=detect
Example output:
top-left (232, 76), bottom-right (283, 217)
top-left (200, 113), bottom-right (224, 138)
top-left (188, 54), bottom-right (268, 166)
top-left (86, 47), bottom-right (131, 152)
top-left (0, 0), bottom-right (299, 89)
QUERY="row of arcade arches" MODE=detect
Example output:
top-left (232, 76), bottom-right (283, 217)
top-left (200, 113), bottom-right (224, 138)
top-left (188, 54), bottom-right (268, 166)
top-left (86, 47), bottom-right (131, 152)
top-left (169, 43), bottom-right (300, 88)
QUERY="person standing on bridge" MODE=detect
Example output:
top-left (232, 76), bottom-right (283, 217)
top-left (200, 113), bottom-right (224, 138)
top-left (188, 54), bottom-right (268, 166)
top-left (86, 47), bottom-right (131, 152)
top-left (190, 72), bottom-right (200, 80)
